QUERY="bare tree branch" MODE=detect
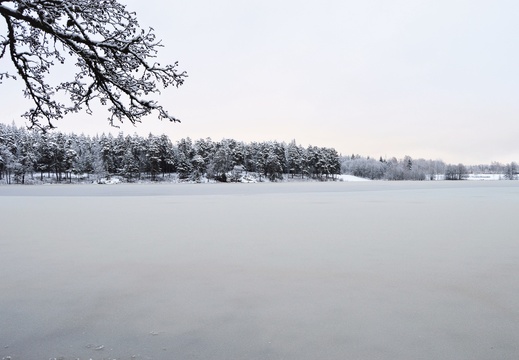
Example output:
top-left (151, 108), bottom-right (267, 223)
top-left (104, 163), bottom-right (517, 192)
top-left (0, 0), bottom-right (187, 131)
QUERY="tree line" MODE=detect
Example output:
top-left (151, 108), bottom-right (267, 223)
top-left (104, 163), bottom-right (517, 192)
top-left (2, 123), bottom-right (517, 185)
top-left (341, 155), bottom-right (518, 181)
top-left (0, 123), bottom-right (341, 184)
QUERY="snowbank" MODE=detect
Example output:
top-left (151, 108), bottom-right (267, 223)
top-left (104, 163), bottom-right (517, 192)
top-left (336, 174), bottom-right (371, 181)
top-left (466, 174), bottom-right (504, 180)
top-left (93, 177), bottom-right (121, 185)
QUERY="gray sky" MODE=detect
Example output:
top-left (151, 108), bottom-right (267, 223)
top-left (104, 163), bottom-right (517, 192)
top-left (3, 0), bottom-right (519, 164)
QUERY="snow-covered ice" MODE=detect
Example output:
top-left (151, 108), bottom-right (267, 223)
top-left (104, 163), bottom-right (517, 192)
top-left (1, 181), bottom-right (518, 359)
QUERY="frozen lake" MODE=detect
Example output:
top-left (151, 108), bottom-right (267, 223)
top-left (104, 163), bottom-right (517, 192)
top-left (1, 181), bottom-right (519, 359)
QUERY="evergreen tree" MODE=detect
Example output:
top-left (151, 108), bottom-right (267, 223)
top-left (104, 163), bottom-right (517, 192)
top-left (176, 151), bottom-right (193, 180)
top-left (146, 134), bottom-right (162, 180)
top-left (208, 141), bottom-right (232, 181)
top-left (120, 147), bottom-right (140, 182)
top-left (264, 146), bottom-right (283, 181)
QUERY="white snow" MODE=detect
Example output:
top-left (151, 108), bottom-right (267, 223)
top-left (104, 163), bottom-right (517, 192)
top-left (1, 182), bottom-right (518, 359)
top-left (336, 174), bottom-right (371, 181)
top-left (466, 173), bottom-right (504, 180)
top-left (93, 177), bottom-right (122, 184)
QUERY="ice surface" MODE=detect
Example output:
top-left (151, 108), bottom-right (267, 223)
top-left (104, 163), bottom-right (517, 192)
top-left (1, 181), bottom-right (519, 359)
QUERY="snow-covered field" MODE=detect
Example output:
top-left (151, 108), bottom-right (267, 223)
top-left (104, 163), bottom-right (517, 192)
top-left (466, 173), bottom-right (505, 180)
top-left (1, 181), bottom-right (519, 360)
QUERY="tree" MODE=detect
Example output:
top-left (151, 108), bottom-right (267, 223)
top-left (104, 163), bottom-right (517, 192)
top-left (175, 151), bottom-right (192, 180)
top-left (208, 141), bottom-right (232, 181)
top-left (341, 155), bottom-right (386, 180)
top-left (264, 148), bottom-right (283, 181)
top-left (98, 133), bottom-right (116, 175)
top-left (0, 123), bottom-right (16, 183)
top-left (190, 154), bottom-right (205, 181)
top-left (504, 162), bottom-right (518, 180)
top-left (145, 134), bottom-right (161, 180)
top-left (286, 140), bottom-right (304, 179)
top-left (120, 145), bottom-right (139, 181)
top-left (193, 137), bottom-right (214, 174)
top-left (445, 163), bottom-right (468, 180)
top-left (0, 0), bottom-right (187, 130)
top-left (71, 133), bottom-right (95, 179)
top-left (404, 155), bottom-right (413, 171)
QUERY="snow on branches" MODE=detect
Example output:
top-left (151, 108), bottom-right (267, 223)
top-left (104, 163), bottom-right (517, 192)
top-left (0, 0), bottom-right (187, 130)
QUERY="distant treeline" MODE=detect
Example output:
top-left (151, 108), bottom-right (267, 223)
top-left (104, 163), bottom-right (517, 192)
top-left (0, 123), bottom-right (341, 184)
top-left (1, 123), bottom-right (517, 184)
top-left (341, 155), bottom-right (518, 181)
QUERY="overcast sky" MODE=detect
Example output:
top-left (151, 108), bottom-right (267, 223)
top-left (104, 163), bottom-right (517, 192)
top-left (3, 0), bottom-right (519, 164)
